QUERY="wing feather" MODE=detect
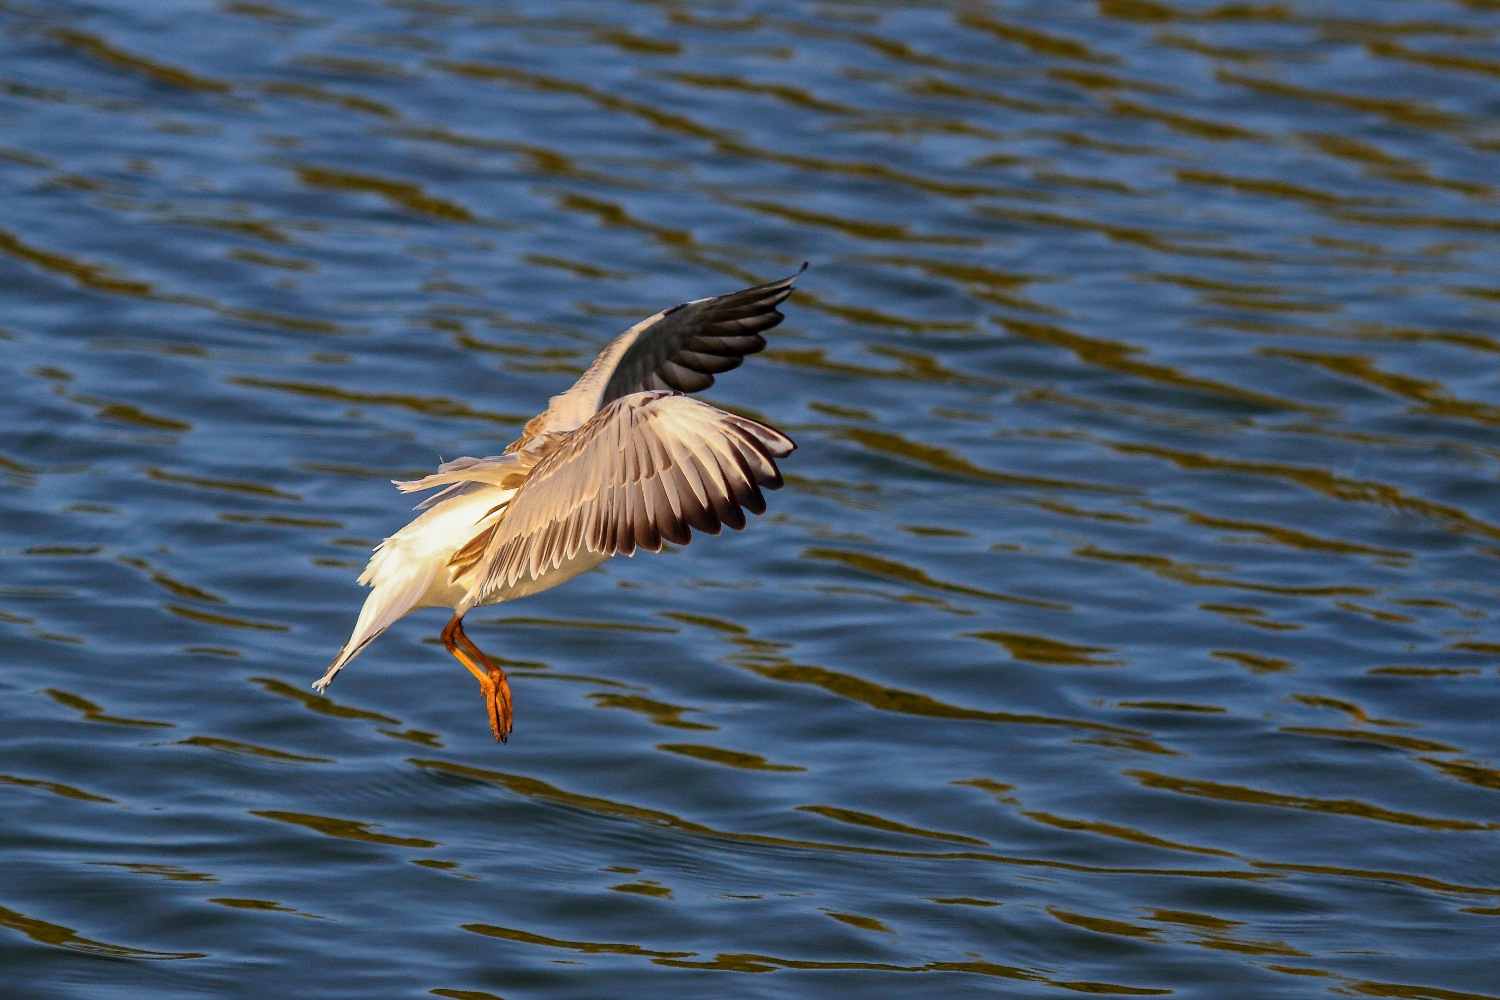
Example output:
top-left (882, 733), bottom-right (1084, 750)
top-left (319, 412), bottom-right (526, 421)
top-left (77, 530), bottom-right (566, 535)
top-left (468, 391), bottom-right (793, 603)
top-left (508, 266), bottom-right (805, 452)
top-left (393, 453), bottom-right (528, 509)
top-left (601, 265), bottom-right (806, 405)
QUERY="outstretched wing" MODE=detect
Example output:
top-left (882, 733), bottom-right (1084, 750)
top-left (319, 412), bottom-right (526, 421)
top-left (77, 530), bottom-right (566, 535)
top-left (508, 266), bottom-right (805, 454)
top-left (598, 263), bottom-right (806, 403)
top-left (471, 390), bottom-right (794, 603)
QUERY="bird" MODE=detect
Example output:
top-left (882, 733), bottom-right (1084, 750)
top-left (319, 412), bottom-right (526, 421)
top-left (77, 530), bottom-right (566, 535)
top-left (314, 265), bottom-right (805, 742)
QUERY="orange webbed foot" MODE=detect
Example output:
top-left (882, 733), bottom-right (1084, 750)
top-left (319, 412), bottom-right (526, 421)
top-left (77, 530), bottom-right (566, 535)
top-left (480, 666), bottom-right (513, 743)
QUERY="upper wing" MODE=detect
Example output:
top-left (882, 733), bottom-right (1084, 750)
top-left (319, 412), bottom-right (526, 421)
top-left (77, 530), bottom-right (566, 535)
top-left (508, 265), bottom-right (805, 455)
top-left (470, 390), bottom-right (794, 603)
top-left (598, 263), bottom-right (806, 403)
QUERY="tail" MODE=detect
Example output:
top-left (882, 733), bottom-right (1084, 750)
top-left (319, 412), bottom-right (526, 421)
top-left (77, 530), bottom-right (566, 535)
top-left (314, 562), bottom-right (433, 693)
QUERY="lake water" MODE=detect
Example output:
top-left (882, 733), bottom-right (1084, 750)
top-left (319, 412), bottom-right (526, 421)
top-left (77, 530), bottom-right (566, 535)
top-left (2, 1), bottom-right (1499, 997)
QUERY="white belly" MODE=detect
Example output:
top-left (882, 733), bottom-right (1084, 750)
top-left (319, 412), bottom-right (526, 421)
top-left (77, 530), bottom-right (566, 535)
top-left (360, 486), bottom-right (610, 614)
top-left (460, 547), bottom-right (611, 610)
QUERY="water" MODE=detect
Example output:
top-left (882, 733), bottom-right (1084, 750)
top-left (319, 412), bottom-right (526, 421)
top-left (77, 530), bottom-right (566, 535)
top-left (2, 0), bottom-right (1499, 996)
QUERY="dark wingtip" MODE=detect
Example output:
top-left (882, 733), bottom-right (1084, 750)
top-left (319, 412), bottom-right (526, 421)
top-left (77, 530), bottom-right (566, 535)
top-left (773, 262), bottom-right (809, 287)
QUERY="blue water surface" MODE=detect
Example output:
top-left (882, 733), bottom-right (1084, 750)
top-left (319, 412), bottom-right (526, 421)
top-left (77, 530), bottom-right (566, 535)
top-left (2, 1), bottom-right (1499, 997)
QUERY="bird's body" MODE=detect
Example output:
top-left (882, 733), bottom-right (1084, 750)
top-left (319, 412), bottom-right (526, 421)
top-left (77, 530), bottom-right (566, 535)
top-left (317, 267), bottom-right (804, 741)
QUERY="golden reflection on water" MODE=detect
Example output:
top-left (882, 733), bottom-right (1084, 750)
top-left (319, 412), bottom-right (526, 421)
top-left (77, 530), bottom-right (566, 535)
top-left (0, 904), bottom-right (205, 960)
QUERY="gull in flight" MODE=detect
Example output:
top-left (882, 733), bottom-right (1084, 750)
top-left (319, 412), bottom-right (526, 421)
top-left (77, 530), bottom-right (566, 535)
top-left (316, 266), bottom-right (804, 742)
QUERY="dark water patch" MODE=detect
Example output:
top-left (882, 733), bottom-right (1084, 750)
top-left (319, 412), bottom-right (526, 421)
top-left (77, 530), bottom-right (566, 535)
top-left (806, 547), bottom-right (1070, 609)
top-left (0, 225), bottom-right (153, 295)
top-left (656, 743), bottom-right (804, 773)
top-left (731, 655), bottom-right (1143, 736)
top-left (43, 688), bottom-right (173, 728)
top-left (609, 879), bottom-right (672, 899)
top-left (1278, 726), bottom-right (1457, 754)
top-left (587, 693), bottom-right (715, 732)
top-left (1021, 811), bottom-right (1236, 859)
top-left (795, 805), bottom-right (989, 846)
top-left (250, 677), bottom-right (399, 725)
top-left (207, 897), bottom-right (325, 919)
top-left (250, 810), bottom-right (439, 849)
top-left (830, 425), bottom-right (1130, 495)
top-left (0, 903), bottom-right (206, 960)
top-left (89, 862), bottom-right (216, 883)
top-left (176, 735), bottom-right (332, 765)
top-left (117, 555), bottom-right (226, 605)
top-left (162, 603), bottom-right (289, 633)
top-left (228, 377), bottom-right (528, 425)
top-left (461, 921), bottom-right (693, 959)
top-left (404, 758), bottom-right (1254, 878)
top-left (0, 773), bottom-right (113, 804)
top-left (46, 28), bottom-right (232, 93)
top-left (143, 467), bottom-right (302, 501)
top-left (292, 164), bottom-right (477, 223)
top-left (1129, 770), bottom-right (1498, 831)
top-left (968, 631), bottom-right (1123, 667)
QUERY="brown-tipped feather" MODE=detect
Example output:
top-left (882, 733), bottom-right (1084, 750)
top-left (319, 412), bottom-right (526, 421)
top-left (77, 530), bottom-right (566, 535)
top-left (469, 391), bottom-right (792, 600)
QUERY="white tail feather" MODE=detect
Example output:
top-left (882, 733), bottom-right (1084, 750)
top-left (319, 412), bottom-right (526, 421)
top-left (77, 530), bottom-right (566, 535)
top-left (313, 563), bottom-right (433, 692)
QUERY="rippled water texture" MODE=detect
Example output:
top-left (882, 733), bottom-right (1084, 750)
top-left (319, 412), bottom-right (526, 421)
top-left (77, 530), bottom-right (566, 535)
top-left (3, 0), bottom-right (1500, 996)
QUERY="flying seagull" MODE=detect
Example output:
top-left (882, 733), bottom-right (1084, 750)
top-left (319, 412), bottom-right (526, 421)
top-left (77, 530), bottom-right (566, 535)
top-left (316, 266), bottom-right (804, 742)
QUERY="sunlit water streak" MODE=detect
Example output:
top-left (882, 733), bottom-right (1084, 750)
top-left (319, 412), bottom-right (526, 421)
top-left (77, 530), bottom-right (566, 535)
top-left (1, 0), bottom-right (1498, 997)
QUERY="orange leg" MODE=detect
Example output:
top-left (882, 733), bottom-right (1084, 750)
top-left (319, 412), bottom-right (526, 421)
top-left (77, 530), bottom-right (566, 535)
top-left (440, 614), bottom-right (513, 743)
